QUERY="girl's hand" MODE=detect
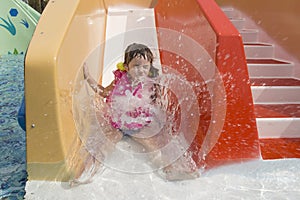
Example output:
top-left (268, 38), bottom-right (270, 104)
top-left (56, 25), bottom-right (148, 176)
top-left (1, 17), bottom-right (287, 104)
top-left (82, 62), bottom-right (108, 97)
top-left (83, 63), bottom-right (89, 79)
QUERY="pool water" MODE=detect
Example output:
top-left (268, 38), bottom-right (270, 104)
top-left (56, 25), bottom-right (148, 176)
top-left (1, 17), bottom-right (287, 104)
top-left (0, 55), bottom-right (27, 199)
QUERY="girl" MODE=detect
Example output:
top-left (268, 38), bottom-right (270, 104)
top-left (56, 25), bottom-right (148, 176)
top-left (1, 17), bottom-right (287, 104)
top-left (84, 43), bottom-right (160, 136)
top-left (75, 43), bottom-right (199, 184)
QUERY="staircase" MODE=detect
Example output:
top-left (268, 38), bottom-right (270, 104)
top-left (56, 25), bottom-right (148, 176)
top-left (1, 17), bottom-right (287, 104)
top-left (223, 7), bottom-right (300, 160)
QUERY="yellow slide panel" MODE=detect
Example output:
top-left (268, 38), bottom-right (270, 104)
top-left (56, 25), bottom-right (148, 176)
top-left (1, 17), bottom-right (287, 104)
top-left (25, 0), bottom-right (106, 181)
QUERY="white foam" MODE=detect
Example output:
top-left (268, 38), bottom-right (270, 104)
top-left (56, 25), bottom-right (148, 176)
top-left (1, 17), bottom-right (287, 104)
top-left (25, 159), bottom-right (300, 199)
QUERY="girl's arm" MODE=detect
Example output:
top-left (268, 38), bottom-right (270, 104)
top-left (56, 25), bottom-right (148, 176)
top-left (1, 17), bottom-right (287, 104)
top-left (83, 63), bottom-right (114, 98)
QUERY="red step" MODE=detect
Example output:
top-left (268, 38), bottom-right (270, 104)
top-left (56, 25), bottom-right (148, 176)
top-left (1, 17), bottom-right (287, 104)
top-left (250, 78), bottom-right (300, 86)
top-left (254, 104), bottom-right (300, 118)
top-left (247, 59), bottom-right (290, 64)
top-left (254, 104), bottom-right (300, 160)
top-left (260, 138), bottom-right (300, 159)
top-left (244, 43), bottom-right (272, 46)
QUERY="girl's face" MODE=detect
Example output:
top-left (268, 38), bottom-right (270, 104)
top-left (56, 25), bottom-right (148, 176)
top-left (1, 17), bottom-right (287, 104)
top-left (126, 55), bottom-right (151, 82)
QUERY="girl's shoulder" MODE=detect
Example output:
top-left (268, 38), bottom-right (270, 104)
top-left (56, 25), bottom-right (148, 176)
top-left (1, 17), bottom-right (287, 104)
top-left (113, 69), bottom-right (127, 82)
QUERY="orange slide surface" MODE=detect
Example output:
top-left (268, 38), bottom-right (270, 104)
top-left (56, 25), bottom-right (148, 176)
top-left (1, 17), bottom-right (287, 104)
top-left (154, 0), bottom-right (260, 168)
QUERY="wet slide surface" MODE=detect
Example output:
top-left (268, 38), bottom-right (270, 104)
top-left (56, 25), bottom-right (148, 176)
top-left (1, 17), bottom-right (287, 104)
top-left (25, 159), bottom-right (300, 199)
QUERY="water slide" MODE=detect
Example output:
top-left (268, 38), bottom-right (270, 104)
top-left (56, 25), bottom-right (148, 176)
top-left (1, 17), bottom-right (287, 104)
top-left (0, 0), bottom-right (39, 55)
top-left (25, 0), bottom-right (260, 181)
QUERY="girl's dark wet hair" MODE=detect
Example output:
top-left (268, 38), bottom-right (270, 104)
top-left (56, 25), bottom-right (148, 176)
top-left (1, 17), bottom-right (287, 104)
top-left (124, 43), bottom-right (159, 78)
